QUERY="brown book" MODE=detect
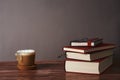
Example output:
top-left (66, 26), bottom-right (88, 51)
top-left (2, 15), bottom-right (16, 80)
top-left (63, 43), bottom-right (115, 53)
top-left (66, 49), bottom-right (114, 61)
top-left (65, 56), bottom-right (113, 74)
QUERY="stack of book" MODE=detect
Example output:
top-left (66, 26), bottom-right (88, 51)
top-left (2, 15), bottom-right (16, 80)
top-left (63, 38), bottom-right (116, 74)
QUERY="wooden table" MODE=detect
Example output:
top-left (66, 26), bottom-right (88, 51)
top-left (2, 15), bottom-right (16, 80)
top-left (0, 60), bottom-right (120, 80)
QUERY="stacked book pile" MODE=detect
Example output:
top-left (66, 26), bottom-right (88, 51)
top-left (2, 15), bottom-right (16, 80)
top-left (63, 38), bottom-right (116, 74)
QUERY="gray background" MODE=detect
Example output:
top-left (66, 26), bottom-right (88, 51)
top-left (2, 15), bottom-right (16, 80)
top-left (0, 0), bottom-right (120, 61)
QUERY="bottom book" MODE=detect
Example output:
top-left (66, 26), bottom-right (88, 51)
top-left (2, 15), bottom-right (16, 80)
top-left (65, 56), bottom-right (113, 74)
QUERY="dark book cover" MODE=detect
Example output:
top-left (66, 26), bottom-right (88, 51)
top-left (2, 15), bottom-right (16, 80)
top-left (64, 43), bottom-right (116, 53)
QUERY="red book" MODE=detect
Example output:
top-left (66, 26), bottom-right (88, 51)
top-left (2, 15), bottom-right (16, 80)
top-left (70, 38), bottom-right (103, 46)
top-left (63, 43), bottom-right (115, 53)
top-left (66, 49), bottom-right (114, 61)
top-left (65, 56), bottom-right (113, 74)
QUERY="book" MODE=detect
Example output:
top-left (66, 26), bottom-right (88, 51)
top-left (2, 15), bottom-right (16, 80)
top-left (63, 43), bottom-right (115, 53)
top-left (66, 49), bottom-right (114, 61)
top-left (70, 38), bottom-right (103, 46)
top-left (65, 56), bottom-right (113, 74)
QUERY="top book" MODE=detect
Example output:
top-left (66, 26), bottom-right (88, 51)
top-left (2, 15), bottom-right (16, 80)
top-left (70, 38), bottom-right (103, 46)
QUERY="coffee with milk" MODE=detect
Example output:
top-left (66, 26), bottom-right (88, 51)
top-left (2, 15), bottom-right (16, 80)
top-left (15, 49), bottom-right (36, 70)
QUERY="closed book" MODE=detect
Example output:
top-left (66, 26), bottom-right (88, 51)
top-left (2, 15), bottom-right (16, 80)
top-left (65, 56), bottom-right (113, 74)
top-left (63, 43), bottom-right (115, 53)
top-left (71, 38), bottom-right (103, 46)
top-left (66, 49), bottom-right (114, 61)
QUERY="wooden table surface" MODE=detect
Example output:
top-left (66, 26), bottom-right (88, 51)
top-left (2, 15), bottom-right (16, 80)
top-left (0, 60), bottom-right (120, 80)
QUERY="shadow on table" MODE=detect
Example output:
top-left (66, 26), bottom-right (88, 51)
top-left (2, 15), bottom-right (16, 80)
top-left (36, 62), bottom-right (64, 70)
top-left (17, 62), bottom-right (66, 80)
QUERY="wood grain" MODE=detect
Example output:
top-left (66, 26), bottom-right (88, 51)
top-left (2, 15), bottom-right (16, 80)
top-left (0, 60), bottom-right (119, 80)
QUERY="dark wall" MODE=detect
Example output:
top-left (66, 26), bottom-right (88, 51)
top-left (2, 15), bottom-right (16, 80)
top-left (0, 0), bottom-right (119, 61)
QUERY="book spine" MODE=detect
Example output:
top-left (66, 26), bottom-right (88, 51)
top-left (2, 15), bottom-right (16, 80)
top-left (87, 38), bottom-right (103, 46)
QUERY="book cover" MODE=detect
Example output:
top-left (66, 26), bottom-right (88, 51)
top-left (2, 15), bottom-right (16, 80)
top-left (66, 49), bottom-right (114, 61)
top-left (65, 56), bottom-right (113, 74)
top-left (63, 43), bottom-right (115, 53)
top-left (70, 38), bottom-right (103, 46)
